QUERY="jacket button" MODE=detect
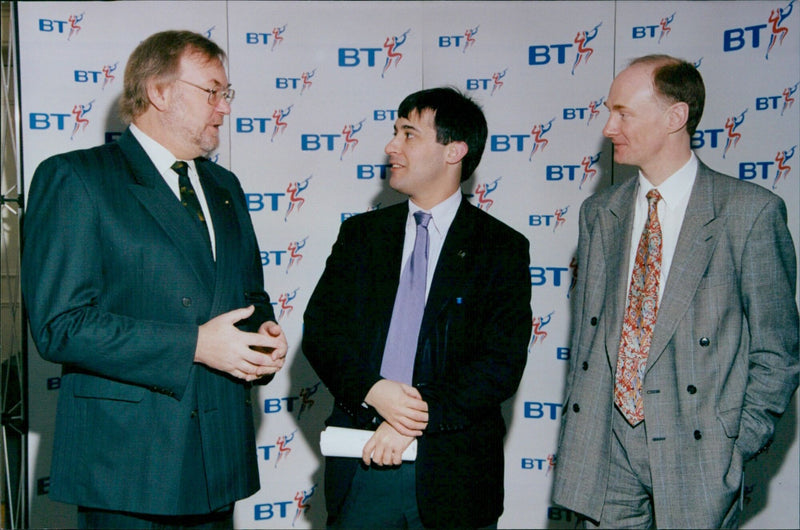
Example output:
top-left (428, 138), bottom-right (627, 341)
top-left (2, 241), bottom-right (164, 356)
top-left (694, 430), bottom-right (702, 440)
top-left (190, 410), bottom-right (198, 418)
top-left (699, 337), bottom-right (710, 347)
top-left (182, 297), bottom-right (192, 307)
top-left (582, 361), bottom-right (589, 371)
top-left (687, 385), bottom-right (697, 394)
top-left (572, 403), bottom-right (580, 413)
top-left (590, 317), bottom-right (598, 326)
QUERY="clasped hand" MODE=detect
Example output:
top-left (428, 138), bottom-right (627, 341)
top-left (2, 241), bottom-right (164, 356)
top-left (364, 379), bottom-right (429, 436)
top-left (195, 305), bottom-right (288, 381)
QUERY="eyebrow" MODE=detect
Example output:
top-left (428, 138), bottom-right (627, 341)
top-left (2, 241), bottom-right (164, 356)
top-left (393, 123), bottom-right (421, 134)
top-left (604, 101), bottom-right (629, 112)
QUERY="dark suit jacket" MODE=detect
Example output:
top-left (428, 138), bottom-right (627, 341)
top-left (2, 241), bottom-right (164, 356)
top-left (22, 128), bottom-right (273, 515)
top-left (552, 161), bottom-right (799, 527)
top-left (302, 198), bottom-right (532, 528)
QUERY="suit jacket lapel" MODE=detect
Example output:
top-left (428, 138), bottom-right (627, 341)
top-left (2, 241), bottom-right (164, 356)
top-left (197, 161), bottom-right (241, 313)
top-left (647, 163), bottom-right (719, 371)
top-left (118, 130), bottom-right (215, 291)
top-left (419, 199), bottom-right (473, 339)
top-left (603, 179), bottom-right (637, 367)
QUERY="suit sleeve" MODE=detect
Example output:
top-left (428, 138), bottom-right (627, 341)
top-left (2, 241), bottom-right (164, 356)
top-left (302, 218), bottom-right (384, 424)
top-left (22, 155), bottom-right (198, 399)
top-left (735, 195), bottom-right (799, 459)
top-left (417, 229), bottom-right (532, 433)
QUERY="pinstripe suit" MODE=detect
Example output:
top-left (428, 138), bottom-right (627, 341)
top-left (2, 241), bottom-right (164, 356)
top-left (552, 160), bottom-right (799, 528)
top-left (22, 129), bottom-right (271, 515)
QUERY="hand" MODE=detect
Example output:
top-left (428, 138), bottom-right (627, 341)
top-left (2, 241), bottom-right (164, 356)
top-left (255, 320), bottom-right (288, 361)
top-left (362, 421), bottom-right (416, 466)
top-left (364, 379), bottom-right (428, 436)
top-left (195, 306), bottom-right (287, 381)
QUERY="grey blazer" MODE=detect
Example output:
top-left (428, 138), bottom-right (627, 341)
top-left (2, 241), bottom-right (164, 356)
top-left (22, 129), bottom-right (273, 515)
top-left (552, 160), bottom-right (799, 528)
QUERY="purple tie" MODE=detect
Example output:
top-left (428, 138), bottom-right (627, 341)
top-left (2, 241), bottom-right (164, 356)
top-left (380, 211), bottom-right (432, 384)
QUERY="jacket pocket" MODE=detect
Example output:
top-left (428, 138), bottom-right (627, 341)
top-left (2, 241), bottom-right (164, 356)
top-left (73, 375), bottom-right (147, 403)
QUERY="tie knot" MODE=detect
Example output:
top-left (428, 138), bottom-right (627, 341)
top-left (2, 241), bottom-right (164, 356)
top-left (171, 160), bottom-right (189, 178)
top-left (646, 189), bottom-right (662, 205)
top-left (414, 211), bottom-right (432, 229)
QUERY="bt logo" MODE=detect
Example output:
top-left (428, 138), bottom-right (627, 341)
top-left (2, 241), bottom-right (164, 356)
top-left (275, 69), bottom-right (316, 94)
top-left (739, 145), bottom-right (796, 190)
top-left (253, 484), bottom-right (317, 525)
top-left (631, 12), bottom-right (675, 43)
top-left (692, 109), bottom-right (748, 159)
top-left (339, 29), bottom-right (411, 78)
top-left (529, 205), bottom-right (570, 232)
top-left (529, 23), bottom-right (602, 75)
top-left (38, 12), bottom-right (84, 40)
top-left (244, 24), bottom-right (287, 51)
top-left (521, 454), bottom-right (557, 474)
top-left (356, 164), bottom-right (391, 180)
top-left (466, 68), bottom-right (508, 96)
top-left (545, 152), bottom-right (602, 189)
top-left (263, 382), bottom-right (322, 419)
top-left (474, 177), bottom-right (501, 211)
top-left (530, 265), bottom-right (571, 288)
top-left (28, 100), bottom-right (95, 140)
top-left (246, 191), bottom-right (286, 212)
top-left (723, 1), bottom-right (795, 59)
top-left (754, 82), bottom-right (798, 116)
top-left (74, 62), bottom-right (119, 89)
top-left (563, 97), bottom-right (605, 125)
top-left (524, 401), bottom-right (562, 420)
top-left (301, 119), bottom-right (366, 159)
top-left (438, 25), bottom-right (479, 52)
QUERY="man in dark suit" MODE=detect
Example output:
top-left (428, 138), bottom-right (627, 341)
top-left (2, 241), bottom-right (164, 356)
top-left (552, 55), bottom-right (798, 528)
top-left (302, 87), bottom-right (532, 528)
top-left (22, 30), bottom-right (288, 529)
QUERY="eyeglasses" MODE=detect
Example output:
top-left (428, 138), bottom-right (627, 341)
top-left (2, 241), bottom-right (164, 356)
top-left (178, 79), bottom-right (235, 105)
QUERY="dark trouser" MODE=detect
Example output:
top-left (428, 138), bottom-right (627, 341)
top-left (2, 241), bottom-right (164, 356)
top-left (330, 462), bottom-right (499, 529)
top-left (331, 462), bottom-right (423, 529)
top-left (77, 505), bottom-right (233, 530)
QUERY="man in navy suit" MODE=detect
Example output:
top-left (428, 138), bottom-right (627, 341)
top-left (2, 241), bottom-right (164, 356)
top-left (22, 30), bottom-right (287, 529)
top-left (303, 87), bottom-right (532, 528)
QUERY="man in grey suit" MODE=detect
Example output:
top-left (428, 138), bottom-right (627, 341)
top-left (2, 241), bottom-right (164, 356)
top-left (552, 54), bottom-right (798, 528)
top-left (22, 31), bottom-right (287, 528)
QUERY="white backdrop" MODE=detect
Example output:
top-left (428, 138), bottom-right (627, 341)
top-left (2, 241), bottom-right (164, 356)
top-left (17, 1), bottom-right (798, 528)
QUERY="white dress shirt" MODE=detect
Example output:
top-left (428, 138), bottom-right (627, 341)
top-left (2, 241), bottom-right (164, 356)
top-left (626, 152), bottom-right (697, 301)
top-left (129, 124), bottom-right (216, 259)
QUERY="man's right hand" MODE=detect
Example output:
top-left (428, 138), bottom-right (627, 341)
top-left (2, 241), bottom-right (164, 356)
top-left (365, 379), bottom-right (429, 436)
top-left (195, 306), bottom-right (286, 381)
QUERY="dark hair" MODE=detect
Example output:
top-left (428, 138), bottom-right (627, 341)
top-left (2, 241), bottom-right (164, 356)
top-left (397, 87), bottom-right (488, 181)
top-left (630, 54), bottom-right (705, 136)
top-left (119, 30), bottom-right (226, 123)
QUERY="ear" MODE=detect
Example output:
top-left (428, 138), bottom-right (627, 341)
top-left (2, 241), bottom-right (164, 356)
top-left (146, 79), bottom-right (171, 112)
top-left (446, 141), bottom-right (468, 165)
top-left (666, 101), bottom-right (689, 134)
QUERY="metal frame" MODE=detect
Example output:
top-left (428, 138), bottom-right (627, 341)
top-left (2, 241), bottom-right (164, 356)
top-left (1, 1), bottom-right (27, 528)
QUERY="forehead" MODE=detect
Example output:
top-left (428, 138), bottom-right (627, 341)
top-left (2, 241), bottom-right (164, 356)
top-left (606, 63), bottom-right (657, 107)
top-left (395, 108), bottom-right (437, 131)
top-left (179, 51), bottom-right (227, 82)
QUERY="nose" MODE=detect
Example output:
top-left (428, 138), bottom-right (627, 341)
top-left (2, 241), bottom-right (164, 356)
top-left (385, 134), bottom-right (400, 155)
top-left (216, 98), bottom-right (231, 115)
top-left (602, 114), bottom-right (616, 138)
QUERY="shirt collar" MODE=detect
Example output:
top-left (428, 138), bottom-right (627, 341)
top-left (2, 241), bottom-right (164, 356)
top-left (408, 189), bottom-right (462, 237)
top-left (636, 152), bottom-right (697, 211)
top-left (129, 123), bottom-right (197, 178)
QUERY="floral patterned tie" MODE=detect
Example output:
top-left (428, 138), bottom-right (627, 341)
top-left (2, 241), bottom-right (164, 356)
top-left (615, 189), bottom-right (662, 426)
